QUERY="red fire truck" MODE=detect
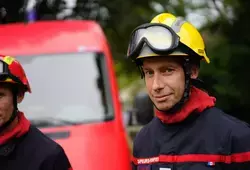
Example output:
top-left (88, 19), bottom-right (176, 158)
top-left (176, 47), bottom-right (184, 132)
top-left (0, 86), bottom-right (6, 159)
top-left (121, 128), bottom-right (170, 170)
top-left (0, 20), bottom-right (131, 170)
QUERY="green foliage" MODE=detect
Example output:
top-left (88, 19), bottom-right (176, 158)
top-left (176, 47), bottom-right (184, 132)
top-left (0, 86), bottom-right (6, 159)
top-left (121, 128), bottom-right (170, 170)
top-left (198, 0), bottom-right (250, 122)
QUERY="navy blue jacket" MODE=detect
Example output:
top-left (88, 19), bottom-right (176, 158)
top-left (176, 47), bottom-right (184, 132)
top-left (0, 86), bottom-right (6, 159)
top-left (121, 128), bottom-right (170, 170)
top-left (132, 107), bottom-right (250, 170)
top-left (0, 125), bottom-right (72, 170)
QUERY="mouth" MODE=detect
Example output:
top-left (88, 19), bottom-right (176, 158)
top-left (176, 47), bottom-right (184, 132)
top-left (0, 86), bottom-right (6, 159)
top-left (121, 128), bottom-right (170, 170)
top-left (154, 94), bottom-right (172, 102)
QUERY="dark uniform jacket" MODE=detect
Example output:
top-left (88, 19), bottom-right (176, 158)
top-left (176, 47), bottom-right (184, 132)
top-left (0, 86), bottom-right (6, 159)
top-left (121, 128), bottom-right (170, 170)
top-left (0, 112), bottom-right (73, 170)
top-left (132, 87), bottom-right (250, 170)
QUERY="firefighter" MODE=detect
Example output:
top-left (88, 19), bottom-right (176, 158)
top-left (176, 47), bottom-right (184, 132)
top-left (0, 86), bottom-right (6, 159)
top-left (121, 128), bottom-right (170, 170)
top-left (126, 13), bottom-right (250, 169)
top-left (0, 55), bottom-right (73, 170)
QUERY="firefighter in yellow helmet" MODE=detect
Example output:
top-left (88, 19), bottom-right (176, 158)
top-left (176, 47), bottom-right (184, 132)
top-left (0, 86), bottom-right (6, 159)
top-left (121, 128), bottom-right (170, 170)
top-left (127, 13), bottom-right (250, 170)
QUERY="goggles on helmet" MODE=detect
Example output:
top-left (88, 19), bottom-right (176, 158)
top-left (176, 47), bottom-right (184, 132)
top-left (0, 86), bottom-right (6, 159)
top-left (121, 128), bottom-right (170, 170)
top-left (0, 60), bottom-right (23, 85)
top-left (127, 23), bottom-right (198, 61)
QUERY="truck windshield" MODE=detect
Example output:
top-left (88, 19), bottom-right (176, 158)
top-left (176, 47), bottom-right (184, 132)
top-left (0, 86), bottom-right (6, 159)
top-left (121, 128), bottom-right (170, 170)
top-left (17, 52), bottom-right (114, 127)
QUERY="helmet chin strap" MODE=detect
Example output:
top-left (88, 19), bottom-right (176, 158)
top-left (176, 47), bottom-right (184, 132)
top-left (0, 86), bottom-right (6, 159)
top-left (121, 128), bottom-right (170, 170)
top-left (155, 58), bottom-right (191, 114)
top-left (0, 89), bottom-right (18, 133)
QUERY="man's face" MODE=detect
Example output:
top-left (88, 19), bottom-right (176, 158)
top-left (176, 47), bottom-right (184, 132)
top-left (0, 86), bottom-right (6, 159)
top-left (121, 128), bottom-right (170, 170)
top-left (0, 86), bottom-right (14, 126)
top-left (142, 56), bottom-right (198, 111)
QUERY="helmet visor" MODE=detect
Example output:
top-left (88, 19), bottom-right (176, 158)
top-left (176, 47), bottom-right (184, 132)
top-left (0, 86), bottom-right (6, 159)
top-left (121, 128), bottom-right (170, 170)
top-left (127, 23), bottom-right (180, 61)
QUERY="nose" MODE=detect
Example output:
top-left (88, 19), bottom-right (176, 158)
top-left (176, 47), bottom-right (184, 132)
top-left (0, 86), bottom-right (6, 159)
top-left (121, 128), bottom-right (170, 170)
top-left (152, 73), bottom-right (164, 92)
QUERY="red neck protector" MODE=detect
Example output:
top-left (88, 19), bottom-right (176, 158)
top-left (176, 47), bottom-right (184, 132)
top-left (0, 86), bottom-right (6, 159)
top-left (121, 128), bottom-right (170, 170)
top-left (0, 111), bottom-right (30, 145)
top-left (155, 87), bottom-right (216, 124)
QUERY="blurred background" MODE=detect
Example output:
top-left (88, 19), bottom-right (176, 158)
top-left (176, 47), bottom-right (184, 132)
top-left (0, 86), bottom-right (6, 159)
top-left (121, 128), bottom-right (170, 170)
top-left (1, 0), bottom-right (250, 148)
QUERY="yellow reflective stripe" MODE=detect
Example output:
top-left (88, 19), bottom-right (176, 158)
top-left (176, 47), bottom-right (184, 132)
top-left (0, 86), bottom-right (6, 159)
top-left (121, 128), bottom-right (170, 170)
top-left (3, 56), bottom-right (15, 65)
top-left (5, 78), bottom-right (13, 82)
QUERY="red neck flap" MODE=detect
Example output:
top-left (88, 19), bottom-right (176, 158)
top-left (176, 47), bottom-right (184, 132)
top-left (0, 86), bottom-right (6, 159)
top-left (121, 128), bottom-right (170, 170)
top-left (155, 87), bottom-right (216, 124)
top-left (0, 111), bottom-right (30, 145)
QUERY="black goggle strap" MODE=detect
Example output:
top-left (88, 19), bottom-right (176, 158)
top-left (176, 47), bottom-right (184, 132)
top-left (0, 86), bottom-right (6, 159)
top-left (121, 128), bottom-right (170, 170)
top-left (183, 58), bottom-right (191, 99)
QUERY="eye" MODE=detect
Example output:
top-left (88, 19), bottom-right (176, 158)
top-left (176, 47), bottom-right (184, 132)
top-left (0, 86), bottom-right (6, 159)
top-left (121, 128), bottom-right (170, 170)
top-left (144, 70), bottom-right (154, 77)
top-left (0, 92), bottom-right (4, 98)
top-left (161, 67), bottom-right (175, 75)
top-left (166, 68), bottom-right (174, 73)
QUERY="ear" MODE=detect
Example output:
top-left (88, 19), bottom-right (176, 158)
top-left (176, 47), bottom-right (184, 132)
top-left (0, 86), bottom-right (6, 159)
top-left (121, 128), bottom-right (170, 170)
top-left (190, 65), bottom-right (199, 79)
top-left (17, 92), bottom-right (24, 104)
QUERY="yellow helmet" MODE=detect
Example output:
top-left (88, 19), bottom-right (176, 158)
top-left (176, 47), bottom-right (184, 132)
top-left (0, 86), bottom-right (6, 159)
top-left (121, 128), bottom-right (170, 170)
top-left (138, 13), bottom-right (210, 63)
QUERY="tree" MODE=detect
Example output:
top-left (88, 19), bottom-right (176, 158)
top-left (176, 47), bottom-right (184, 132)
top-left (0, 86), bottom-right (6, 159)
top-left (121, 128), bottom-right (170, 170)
top-left (199, 0), bottom-right (250, 122)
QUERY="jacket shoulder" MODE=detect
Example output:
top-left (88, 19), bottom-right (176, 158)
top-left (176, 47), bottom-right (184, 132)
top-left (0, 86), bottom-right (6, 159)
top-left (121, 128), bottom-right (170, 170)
top-left (133, 117), bottom-right (160, 157)
top-left (133, 117), bottom-right (158, 141)
top-left (205, 107), bottom-right (250, 153)
top-left (204, 107), bottom-right (250, 130)
top-left (29, 126), bottom-right (61, 147)
top-left (20, 125), bottom-right (65, 157)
